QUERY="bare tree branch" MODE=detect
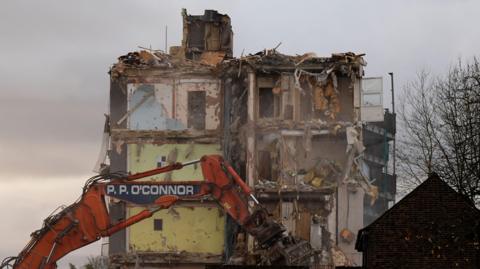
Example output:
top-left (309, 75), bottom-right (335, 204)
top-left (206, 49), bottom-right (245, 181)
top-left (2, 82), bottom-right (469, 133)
top-left (398, 59), bottom-right (480, 205)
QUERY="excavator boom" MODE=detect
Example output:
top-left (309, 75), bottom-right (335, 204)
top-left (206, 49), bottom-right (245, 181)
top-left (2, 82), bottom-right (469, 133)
top-left (1, 155), bottom-right (312, 269)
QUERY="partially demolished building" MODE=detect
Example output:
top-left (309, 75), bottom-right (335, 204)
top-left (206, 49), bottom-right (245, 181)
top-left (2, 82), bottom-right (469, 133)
top-left (103, 9), bottom-right (395, 268)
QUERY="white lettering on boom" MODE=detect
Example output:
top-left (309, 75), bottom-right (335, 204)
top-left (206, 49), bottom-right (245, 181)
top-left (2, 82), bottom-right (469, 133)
top-left (109, 184), bottom-right (196, 196)
top-left (106, 185), bottom-right (115, 195)
top-left (131, 185), bottom-right (140, 195)
top-left (186, 185), bottom-right (194, 195)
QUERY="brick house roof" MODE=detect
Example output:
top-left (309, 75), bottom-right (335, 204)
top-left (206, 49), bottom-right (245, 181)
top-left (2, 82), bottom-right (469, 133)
top-left (355, 173), bottom-right (480, 268)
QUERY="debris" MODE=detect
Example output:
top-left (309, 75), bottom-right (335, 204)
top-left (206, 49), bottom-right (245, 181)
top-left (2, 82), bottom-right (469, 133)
top-left (331, 124), bottom-right (342, 135)
top-left (366, 185), bottom-right (379, 205)
top-left (303, 170), bottom-right (315, 183)
top-left (340, 228), bottom-right (355, 244)
top-left (255, 179), bottom-right (280, 190)
top-left (331, 246), bottom-right (353, 266)
top-left (199, 51), bottom-right (226, 66)
top-left (346, 126), bottom-right (365, 153)
top-left (296, 52), bottom-right (317, 66)
top-left (273, 42), bottom-right (282, 51)
top-left (105, 10), bottom-right (390, 268)
top-left (112, 139), bottom-right (125, 155)
top-left (303, 124), bottom-right (312, 154)
top-left (313, 83), bottom-right (328, 111)
top-left (117, 50), bottom-right (172, 68)
top-left (110, 49), bottom-right (215, 78)
top-left (311, 177), bottom-right (323, 188)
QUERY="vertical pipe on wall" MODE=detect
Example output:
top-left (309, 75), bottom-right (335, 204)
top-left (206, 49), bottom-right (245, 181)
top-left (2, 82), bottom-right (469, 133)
top-left (246, 71), bottom-right (257, 252)
top-left (388, 72), bottom-right (396, 184)
top-left (389, 72), bottom-right (395, 114)
top-left (246, 71), bottom-right (257, 188)
top-left (222, 78), bottom-right (232, 161)
top-left (165, 25), bottom-right (168, 53)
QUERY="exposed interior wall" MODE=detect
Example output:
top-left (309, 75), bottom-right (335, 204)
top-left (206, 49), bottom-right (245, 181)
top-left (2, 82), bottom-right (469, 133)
top-left (243, 68), bottom-right (366, 266)
top-left (108, 65), bottom-right (225, 265)
top-left (337, 185), bottom-right (365, 265)
top-left (127, 143), bottom-right (225, 254)
top-left (252, 72), bottom-right (356, 189)
top-left (127, 82), bottom-right (183, 130)
top-left (253, 74), bottom-right (355, 124)
top-left (128, 206), bottom-right (225, 253)
top-left (108, 26), bottom-right (370, 266)
top-left (177, 9), bottom-right (233, 62)
top-left (109, 78), bottom-right (128, 254)
top-left (128, 143), bottom-right (221, 180)
top-left (127, 79), bottom-right (221, 132)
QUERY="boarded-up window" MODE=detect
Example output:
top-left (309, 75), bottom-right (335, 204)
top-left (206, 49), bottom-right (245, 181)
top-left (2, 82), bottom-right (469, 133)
top-left (259, 88), bottom-right (274, 118)
top-left (188, 91), bottom-right (206, 130)
top-left (205, 24), bottom-right (221, 51)
top-left (281, 75), bottom-right (293, 120)
top-left (281, 202), bottom-right (296, 232)
top-left (153, 219), bottom-right (163, 231)
top-left (295, 212), bottom-right (311, 241)
top-left (300, 84), bottom-right (313, 120)
top-left (336, 77), bottom-right (354, 121)
top-left (187, 23), bottom-right (205, 50)
top-left (284, 105), bottom-right (293, 120)
top-left (273, 91), bottom-right (281, 118)
top-left (258, 151), bottom-right (272, 180)
top-left (156, 156), bottom-right (167, 168)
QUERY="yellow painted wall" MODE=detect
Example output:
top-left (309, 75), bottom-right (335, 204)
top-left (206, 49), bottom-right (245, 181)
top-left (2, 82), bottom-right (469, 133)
top-left (127, 143), bottom-right (225, 254)
top-left (129, 143), bottom-right (221, 181)
top-left (129, 206), bottom-right (225, 253)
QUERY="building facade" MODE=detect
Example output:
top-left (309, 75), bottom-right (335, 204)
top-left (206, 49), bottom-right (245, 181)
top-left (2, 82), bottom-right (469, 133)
top-left (362, 108), bottom-right (396, 226)
top-left (104, 9), bottom-right (390, 268)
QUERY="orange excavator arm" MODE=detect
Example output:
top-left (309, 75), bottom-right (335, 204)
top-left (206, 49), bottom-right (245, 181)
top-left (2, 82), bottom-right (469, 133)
top-left (1, 155), bottom-right (311, 269)
top-left (1, 161), bottom-right (186, 269)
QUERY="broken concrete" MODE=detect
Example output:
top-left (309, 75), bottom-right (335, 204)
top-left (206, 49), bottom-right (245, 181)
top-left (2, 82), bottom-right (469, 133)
top-left (104, 8), bottom-right (395, 269)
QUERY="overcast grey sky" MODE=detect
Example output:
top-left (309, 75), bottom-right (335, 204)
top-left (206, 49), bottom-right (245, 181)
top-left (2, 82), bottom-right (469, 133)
top-left (1, 0), bottom-right (479, 267)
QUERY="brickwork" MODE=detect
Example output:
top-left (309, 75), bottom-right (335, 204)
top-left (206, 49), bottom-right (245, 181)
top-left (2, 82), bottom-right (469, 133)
top-left (356, 174), bottom-right (480, 269)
